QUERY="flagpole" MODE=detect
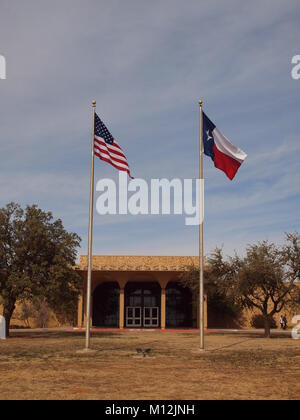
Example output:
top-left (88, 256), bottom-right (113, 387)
top-left (199, 99), bottom-right (205, 350)
top-left (85, 99), bottom-right (96, 350)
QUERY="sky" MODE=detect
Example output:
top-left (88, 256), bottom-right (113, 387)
top-left (0, 0), bottom-right (299, 259)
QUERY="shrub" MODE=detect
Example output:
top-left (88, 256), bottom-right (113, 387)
top-left (251, 314), bottom-right (277, 329)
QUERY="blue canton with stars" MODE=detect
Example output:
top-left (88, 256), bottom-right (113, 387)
top-left (203, 112), bottom-right (216, 161)
top-left (94, 113), bottom-right (114, 145)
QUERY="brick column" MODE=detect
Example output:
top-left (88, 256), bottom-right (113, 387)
top-left (161, 287), bottom-right (166, 330)
top-left (204, 292), bottom-right (208, 329)
top-left (119, 288), bottom-right (125, 329)
top-left (77, 290), bottom-right (83, 328)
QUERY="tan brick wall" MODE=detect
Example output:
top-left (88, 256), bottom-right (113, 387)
top-left (241, 306), bottom-right (299, 329)
top-left (0, 303), bottom-right (62, 329)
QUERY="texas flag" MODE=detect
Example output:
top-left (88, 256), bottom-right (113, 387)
top-left (203, 112), bottom-right (247, 180)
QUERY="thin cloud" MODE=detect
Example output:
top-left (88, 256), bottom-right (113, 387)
top-left (0, 0), bottom-right (299, 257)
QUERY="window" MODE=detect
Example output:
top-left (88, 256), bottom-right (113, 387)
top-left (166, 282), bottom-right (192, 327)
top-left (92, 282), bottom-right (120, 327)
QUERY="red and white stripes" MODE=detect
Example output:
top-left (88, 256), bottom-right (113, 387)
top-left (94, 135), bottom-right (132, 177)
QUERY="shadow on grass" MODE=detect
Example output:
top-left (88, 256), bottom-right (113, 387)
top-left (10, 331), bottom-right (123, 341)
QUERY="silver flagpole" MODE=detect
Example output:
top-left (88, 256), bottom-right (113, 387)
top-left (85, 99), bottom-right (96, 350)
top-left (199, 99), bottom-right (205, 350)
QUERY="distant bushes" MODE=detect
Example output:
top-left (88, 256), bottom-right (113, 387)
top-left (10, 325), bottom-right (31, 330)
top-left (13, 298), bottom-right (77, 329)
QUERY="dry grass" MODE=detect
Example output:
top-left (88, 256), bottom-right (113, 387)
top-left (0, 330), bottom-right (299, 400)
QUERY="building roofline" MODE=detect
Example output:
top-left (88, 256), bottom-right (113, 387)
top-left (77, 255), bottom-right (201, 272)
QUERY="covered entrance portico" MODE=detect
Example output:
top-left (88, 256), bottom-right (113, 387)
top-left (77, 256), bottom-right (207, 330)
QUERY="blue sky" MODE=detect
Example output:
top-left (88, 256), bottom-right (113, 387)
top-left (0, 0), bottom-right (299, 258)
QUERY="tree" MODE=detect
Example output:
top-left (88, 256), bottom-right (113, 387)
top-left (15, 301), bottom-right (35, 328)
top-left (179, 249), bottom-right (243, 325)
top-left (232, 234), bottom-right (300, 338)
top-left (180, 234), bottom-right (300, 337)
top-left (0, 203), bottom-right (82, 336)
top-left (32, 298), bottom-right (51, 329)
top-left (52, 296), bottom-right (79, 326)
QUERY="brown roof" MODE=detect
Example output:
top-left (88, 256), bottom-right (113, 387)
top-left (79, 255), bottom-right (200, 272)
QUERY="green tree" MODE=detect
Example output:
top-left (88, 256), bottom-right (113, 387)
top-left (0, 203), bottom-right (82, 336)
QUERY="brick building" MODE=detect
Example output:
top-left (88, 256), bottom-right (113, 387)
top-left (77, 256), bottom-right (207, 329)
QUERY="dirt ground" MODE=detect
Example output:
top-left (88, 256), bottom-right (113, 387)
top-left (0, 330), bottom-right (299, 400)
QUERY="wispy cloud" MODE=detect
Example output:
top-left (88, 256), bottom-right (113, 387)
top-left (0, 0), bottom-right (299, 257)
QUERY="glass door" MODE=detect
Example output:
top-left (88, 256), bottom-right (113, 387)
top-left (126, 307), bottom-right (142, 327)
top-left (143, 307), bottom-right (159, 327)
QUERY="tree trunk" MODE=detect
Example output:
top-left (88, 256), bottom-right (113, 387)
top-left (2, 300), bottom-right (16, 338)
top-left (263, 315), bottom-right (271, 338)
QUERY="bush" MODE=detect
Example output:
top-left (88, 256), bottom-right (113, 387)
top-left (208, 290), bottom-right (243, 319)
top-left (251, 314), bottom-right (277, 329)
top-left (9, 325), bottom-right (31, 330)
top-left (16, 302), bottom-right (35, 328)
top-left (32, 299), bottom-right (51, 328)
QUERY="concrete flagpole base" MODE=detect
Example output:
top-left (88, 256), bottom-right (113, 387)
top-left (76, 348), bottom-right (98, 355)
top-left (191, 348), bottom-right (206, 354)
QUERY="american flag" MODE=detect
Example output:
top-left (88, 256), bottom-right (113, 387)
top-left (94, 113), bottom-right (132, 177)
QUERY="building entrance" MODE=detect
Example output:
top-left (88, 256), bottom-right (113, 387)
top-left (125, 282), bottom-right (161, 328)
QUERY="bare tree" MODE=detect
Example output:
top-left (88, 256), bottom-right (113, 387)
top-left (232, 234), bottom-right (300, 337)
top-left (180, 234), bottom-right (300, 337)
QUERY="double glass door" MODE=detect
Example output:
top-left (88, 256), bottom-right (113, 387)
top-left (125, 282), bottom-right (161, 328)
top-left (126, 306), bottom-right (159, 327)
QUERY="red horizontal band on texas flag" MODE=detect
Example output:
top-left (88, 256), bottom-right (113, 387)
top-left (203, 111), bottom-right (247, 180)
top-left (213, 143), bottom-right (241, 181)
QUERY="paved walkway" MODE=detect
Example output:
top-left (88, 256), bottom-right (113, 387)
top-left (9, 327), bottom-right (293, 337)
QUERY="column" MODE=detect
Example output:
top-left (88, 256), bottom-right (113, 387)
top-left (161, 287), bottom-right (166, 330)
top-left (119, 287), bottom-right (125, 329)
top-left (90, 295), bottom-right (93, 328)
top-left (77, 290), bottom-right (83, 328)
top-left (204, 292), bottom-right (208, 329)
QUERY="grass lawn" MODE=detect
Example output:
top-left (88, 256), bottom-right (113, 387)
top-left (0, 330), bottom-right (299, 400)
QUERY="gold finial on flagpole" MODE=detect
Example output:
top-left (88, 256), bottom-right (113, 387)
top-left (199, 99), bottom-right (203, 107)
top-left (92, 99), bottom-right (96, 106)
